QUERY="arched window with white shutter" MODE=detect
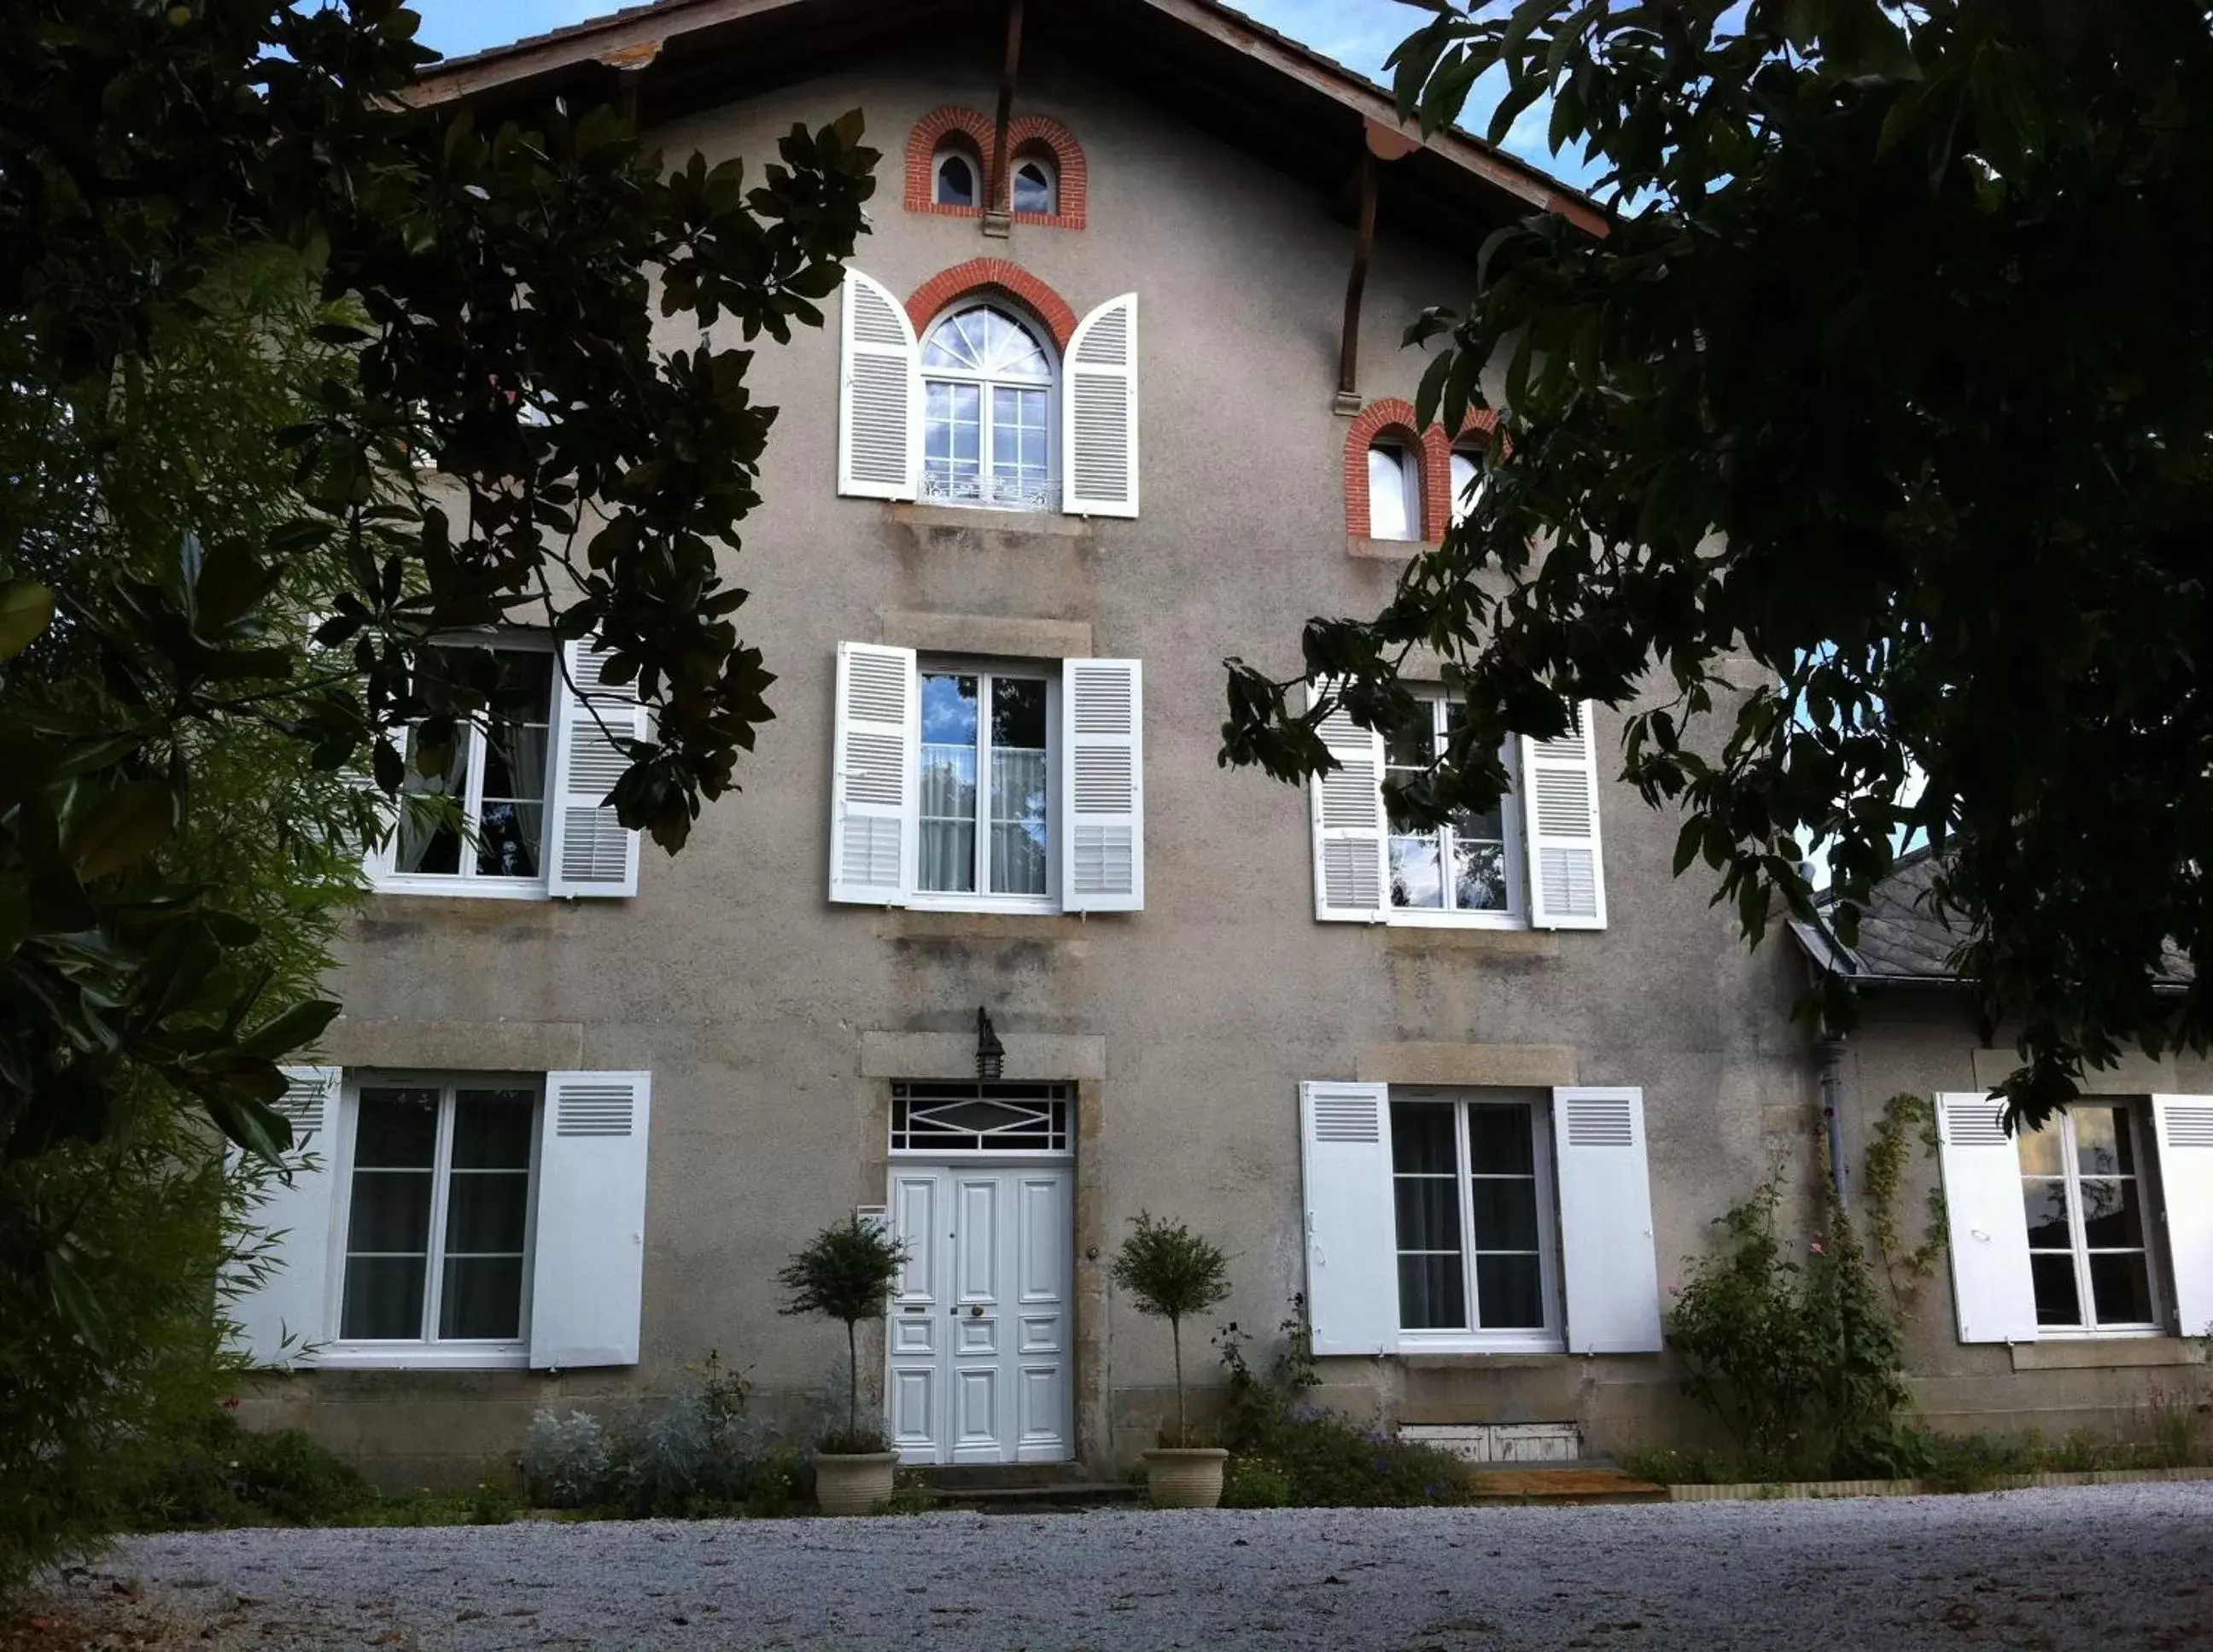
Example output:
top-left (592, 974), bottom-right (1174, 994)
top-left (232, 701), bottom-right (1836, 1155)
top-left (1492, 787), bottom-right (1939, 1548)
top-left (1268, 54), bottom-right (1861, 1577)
top-left (920, 303), bottom-right (1057, 512)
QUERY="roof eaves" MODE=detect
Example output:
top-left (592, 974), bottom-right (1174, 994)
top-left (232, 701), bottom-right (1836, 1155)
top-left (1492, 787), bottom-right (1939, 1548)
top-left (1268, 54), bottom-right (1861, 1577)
top-left (412, 0), bottom-right (1608, 231)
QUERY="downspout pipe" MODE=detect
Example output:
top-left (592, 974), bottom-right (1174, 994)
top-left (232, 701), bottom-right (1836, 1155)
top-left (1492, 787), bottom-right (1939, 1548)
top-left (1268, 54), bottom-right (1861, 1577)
top-left (1815, 1032), bottom-right (1849, 1207)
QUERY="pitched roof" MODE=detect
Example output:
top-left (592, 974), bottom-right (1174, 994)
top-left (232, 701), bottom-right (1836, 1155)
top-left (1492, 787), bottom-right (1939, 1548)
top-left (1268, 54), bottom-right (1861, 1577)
top-left (1787, 848), bottom-right (2195, 987)
top-left (413, 0), bottom-right (1604, 236)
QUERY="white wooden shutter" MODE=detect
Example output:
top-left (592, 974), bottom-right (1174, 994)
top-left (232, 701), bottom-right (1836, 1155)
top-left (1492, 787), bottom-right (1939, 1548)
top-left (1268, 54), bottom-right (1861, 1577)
top-left (1060, 658), bottom-right (1143, 911)
top-left (2152, 1095), bottom-right (2213, 1339)
top-left (546, 637), bottom-right (645, 897)
top-left (829, 641), bottom-right (916, 905)
top-left (1550, 1086), bottom-right (1663, 1353)
top-left (1299, 1081), bottom-right (1398, 1355)
top-left (1309, 683), bottom-right (1387, 922)
top-left (1062, 293), bottom-right (1138, 517)
top-left (228, 1065), bottom-right (341, 1368)
top-left (838, 270), bottom-right (920, 501)
top-left (1521, 703), bottom-right (1607, 929)
top-left (1935, 1091), bottom-right (2039, 1343)
top-left (531, 1071), bottom-right (652, 1369)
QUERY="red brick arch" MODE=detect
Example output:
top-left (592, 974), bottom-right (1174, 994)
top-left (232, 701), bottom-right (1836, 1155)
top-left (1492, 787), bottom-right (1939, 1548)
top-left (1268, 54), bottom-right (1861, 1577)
top-left (903, 106), bottom-right (1088, 231)
top-left (1346, 399), bottom-right (1502, 540)
top-left (906, 259), bottom-right (1079, 354)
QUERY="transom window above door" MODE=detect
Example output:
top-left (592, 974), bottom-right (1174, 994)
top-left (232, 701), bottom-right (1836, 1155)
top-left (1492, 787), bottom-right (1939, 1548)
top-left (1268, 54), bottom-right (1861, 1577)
top-left (890, 1081), bottom-right (1072, 1153)
top-left (920, 304), bottom-right (1055, 512)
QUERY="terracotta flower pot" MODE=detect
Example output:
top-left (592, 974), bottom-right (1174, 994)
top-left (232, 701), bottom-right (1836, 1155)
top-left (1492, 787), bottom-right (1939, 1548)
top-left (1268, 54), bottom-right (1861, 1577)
top-left (1144, 1446), bottom-right (1229, 1509)
top-left (814, 1451), bottom-right (899, 1516)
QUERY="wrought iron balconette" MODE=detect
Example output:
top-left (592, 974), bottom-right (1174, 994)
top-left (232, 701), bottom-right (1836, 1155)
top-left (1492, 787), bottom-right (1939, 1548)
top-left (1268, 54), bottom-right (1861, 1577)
top-left (920, 470), bottom-right (1060, 513)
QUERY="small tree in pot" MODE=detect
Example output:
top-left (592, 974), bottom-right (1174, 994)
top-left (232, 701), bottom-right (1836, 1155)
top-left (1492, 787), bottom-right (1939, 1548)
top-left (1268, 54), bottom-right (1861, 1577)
top-left (780, 1215), bottom-right (906, 1515)
top-left (1112, 1211), bottom-right (1233, 1508)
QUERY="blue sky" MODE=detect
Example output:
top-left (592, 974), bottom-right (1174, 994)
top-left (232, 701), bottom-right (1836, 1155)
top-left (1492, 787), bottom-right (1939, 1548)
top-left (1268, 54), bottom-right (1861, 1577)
top-left (408, 0), bottom-right (1588, 186)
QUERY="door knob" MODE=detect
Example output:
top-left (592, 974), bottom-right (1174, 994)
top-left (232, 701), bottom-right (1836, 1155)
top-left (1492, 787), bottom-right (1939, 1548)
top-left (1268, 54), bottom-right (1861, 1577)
top-left (968, 1304), bottom-right (984, 1317)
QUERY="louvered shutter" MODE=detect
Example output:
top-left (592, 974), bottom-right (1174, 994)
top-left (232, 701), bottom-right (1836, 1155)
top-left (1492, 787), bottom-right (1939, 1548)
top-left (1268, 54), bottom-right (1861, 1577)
top-left (1309, 683), bottom-right (1387, 922)
top-left (829, 641), bottom-right (916, 905)
top-left (1299, 1082), bottom-right (1398, 1354)
top-left (1062, 293), bottom-right (1139, 518)
top-left (1550, 1087), bottom-right (1663, 1353)
top-left (1520, 703), bottom-right (1607, 929)
top-left (531, 1071), bottom-right (652, 1369)
top-left (1935, 1091), bottom-right (2039, 1343)
top-left (228, 1066), bottom-right (342, 1367)
top-left (546, 637), bottom-right (645, 897)
top-left (2152, 1095), bottom-right (2213, 1339)
top-left (838, 270), bottom-right (920, 500)
top-left (1060, 658), bottom-right (1143, 912)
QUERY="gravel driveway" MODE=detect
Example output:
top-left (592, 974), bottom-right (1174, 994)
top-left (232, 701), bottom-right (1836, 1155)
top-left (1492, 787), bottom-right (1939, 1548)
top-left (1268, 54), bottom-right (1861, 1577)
top-left (69, 1482), bottom-right (2213, 1650)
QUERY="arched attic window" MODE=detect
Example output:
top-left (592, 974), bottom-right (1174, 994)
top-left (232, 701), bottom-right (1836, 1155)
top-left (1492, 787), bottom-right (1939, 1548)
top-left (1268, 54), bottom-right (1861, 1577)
top-left (933, 142), bottom-right (982, 208)
top-left (1367, 437), bottom-right (1422, 540)
top-left (920, 302), bottom-right (1056, 511)
top-left (1449, 443), bottom-right (1486, 528)
top-left (1011, 151), bottom-right (1058, 216)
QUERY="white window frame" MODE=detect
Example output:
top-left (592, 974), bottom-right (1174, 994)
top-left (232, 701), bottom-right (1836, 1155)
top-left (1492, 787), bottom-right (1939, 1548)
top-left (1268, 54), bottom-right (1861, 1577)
top-left (934, 146), bottom-right (979, 207)
top-left (1366, 441), bottom-right (1422, 540)
top-left (1012, 154), bottom-right (1058, 215)
top-left (910, 658), bottom-right (1060, 915)
top-left (1390, 1089), bottom-right (1564, 1355)
top-left (317, 1071), bottom-right (544, 1369)
top-left (368, 631), bottom-right (558, 902)
top-left (1385, 694), bottom-right (1527, 930)
top-left (920, 302), bottom-right (1058, 513)
top-left (2019, 1103), bottom-right (2166, 1339)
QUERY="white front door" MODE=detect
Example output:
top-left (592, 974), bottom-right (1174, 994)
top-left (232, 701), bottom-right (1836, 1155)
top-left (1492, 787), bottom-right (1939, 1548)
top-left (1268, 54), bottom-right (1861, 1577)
top-left (885, 1165), bottom-right (1073, 1464)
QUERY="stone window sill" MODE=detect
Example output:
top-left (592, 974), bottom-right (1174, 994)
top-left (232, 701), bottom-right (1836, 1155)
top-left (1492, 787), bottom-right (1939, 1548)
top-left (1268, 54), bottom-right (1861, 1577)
top-left (2009, 1337), bottom-right (2201, 1371)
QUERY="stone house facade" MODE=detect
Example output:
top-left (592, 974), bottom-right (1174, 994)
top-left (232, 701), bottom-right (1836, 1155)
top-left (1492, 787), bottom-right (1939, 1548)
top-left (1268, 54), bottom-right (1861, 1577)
top-left (229, 0), bottom-right (2213, 1486)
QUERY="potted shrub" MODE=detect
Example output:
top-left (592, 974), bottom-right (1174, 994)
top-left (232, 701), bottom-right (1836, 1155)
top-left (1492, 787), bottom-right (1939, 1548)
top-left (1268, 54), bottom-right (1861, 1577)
top-left (779, 1215), bottom-right (907, 1515)
top-left (1112, 1211), bottom-right (1233, 1508)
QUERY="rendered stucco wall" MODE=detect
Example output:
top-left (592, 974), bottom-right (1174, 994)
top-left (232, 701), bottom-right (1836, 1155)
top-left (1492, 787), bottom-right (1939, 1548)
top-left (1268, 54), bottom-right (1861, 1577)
top-left (244, 38), bottom-right (1828, 1488)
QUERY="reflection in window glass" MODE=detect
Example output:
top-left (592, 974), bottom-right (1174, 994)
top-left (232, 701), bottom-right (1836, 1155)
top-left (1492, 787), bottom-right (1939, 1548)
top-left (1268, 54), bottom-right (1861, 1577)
top-left (921, 306), bottom-right (1054, 511)
top-left (1450, 447), bottom-right (1483, 527)
top-left (1013, 157), bottom-right (1056, 214)
top-left (1367, 443), bottom-right (1418, 540)
top-left (918, 669), bottom-right (1050, 899)
top-left (935, 150), bottom-right (977, 207)
top-left (1387, 700), bottom-right (1515, 916)
top-left (2017, 1105), bottom-right (2158, 1331)
top-left (392, 645), bottom-right (553, 884)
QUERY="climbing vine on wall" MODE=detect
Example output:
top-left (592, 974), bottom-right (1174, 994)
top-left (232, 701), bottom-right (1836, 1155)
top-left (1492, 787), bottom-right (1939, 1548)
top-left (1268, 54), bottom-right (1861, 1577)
top-left (1862, 1094), bottom-right (1947, 1309)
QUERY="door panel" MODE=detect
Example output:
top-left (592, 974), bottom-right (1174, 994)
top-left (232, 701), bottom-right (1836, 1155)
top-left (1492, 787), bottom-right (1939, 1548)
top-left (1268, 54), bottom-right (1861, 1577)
top-left (885, 1164), bottom-right (1071, 1465)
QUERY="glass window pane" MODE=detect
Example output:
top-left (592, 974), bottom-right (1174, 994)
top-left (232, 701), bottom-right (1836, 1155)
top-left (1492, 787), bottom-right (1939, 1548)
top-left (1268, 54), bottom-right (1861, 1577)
top-left (2071, 1106), bottom-right (2134, 1176)
top-left (2021, 1178), bottom-right (2073, 1250)
top-left (439, 1257), bottom-right (524, 1340)
top-left (935, 153), bottom-right (974, 207)
top-left (2087, 1251), bottom-right (2155, 1325)
top-left (341, 1256), bottom-right (426, 1340)
top-left (1388, 835), bottom-right (1445, 908)
top-left (1474, 1254), bottom-right (1545, 1330)
top-left (1469, 1178), bottom-right (1539, 1252)
top-left (394, 735), bottom-right (468, 876)
top-left (353, 1089), bottom-right (439, 1167)
top-left (474, 798), bottom-right (543, 879)
top-left (1398, 1253), bottom-right (1467, 1331)
top-left (2029, 1252), bottom-right (2083, 1327)
top-left (919, 820), bottom-right (977, 894)
top-left (1367, 445), bottom-right (1415, 540)
top-left (1383, 719), bottom-right (1436, 773)
top-left (2077, 1178), bottom-right (2146, 1248)
top-left (1013, 161), bottom-right (1054, 213)
top-left (452, 1090), bottom-right (535, 1169)
top-left (1390, 1105), bottom-right (1458, 1176)
top-left (444, 1171), bottom-right (530, 1255)
top-left (2015, 1119), bottom-right (2065, 1176)
top-left (346, 1170), bottom-right (434, 1253)
top-left (1449, 449), bottom-right (1482, 526)
top-left (1451, 836), bottom-right (1509, 912)
top-left (991, 678), bottom-right (1048, 749)
top-left (1393, 1176), bottom-right (1462, 1252)
top-left (919, 673), bottom-right (980, 894)
top-left (1466, 1106), bottom-right (1536, 1176)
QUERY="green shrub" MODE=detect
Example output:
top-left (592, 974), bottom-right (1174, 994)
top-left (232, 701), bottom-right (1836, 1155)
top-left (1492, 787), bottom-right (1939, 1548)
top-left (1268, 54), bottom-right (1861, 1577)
top-left (1220, 1455), bottom-right (1293, 1509)
top-left (1111, 1213), bottom-right (1232, 1448)
top-left (1667, 1179), bottom-right (1910, 1478)
top-left (779, 1219), bottom-right (905, 1455)
top-left (126, 1410), bottom-right (372, 1530)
